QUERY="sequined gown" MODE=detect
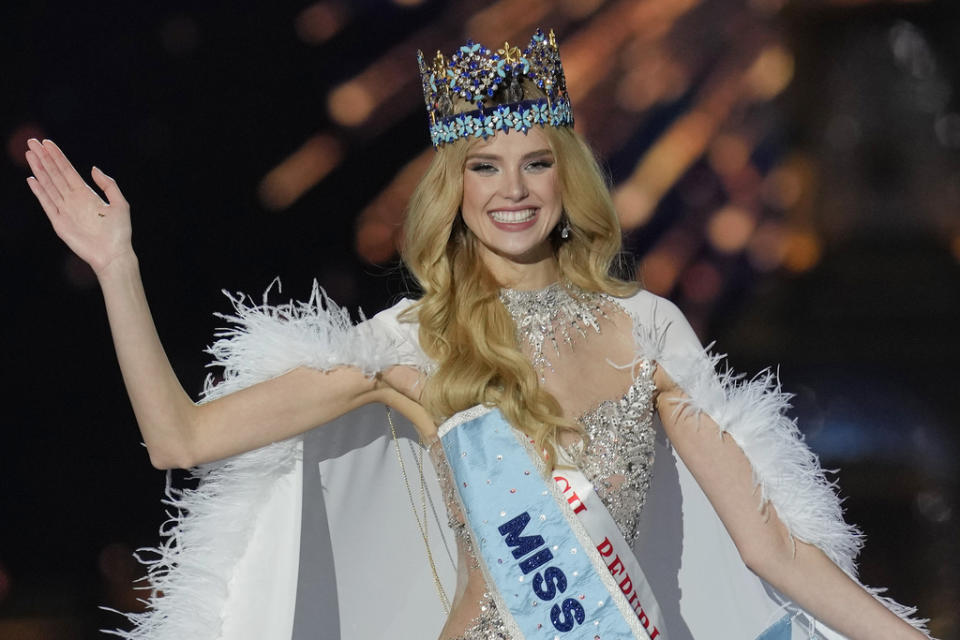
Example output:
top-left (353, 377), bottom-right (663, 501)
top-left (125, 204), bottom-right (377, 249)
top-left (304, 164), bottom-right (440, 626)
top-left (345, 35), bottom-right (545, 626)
top-left (430, 284), bottom-right (659, 640)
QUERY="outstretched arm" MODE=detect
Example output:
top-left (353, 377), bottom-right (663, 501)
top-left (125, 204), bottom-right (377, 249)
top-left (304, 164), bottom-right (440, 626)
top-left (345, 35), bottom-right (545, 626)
top-left (25, 139), bottom-right (425, 469)
top-left (654, 365), bottom-right (925, 640)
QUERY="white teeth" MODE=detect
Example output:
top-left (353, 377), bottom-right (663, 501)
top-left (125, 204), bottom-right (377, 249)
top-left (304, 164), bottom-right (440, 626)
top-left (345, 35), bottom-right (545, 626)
top-left (489, 208), bottom-right (537, 223)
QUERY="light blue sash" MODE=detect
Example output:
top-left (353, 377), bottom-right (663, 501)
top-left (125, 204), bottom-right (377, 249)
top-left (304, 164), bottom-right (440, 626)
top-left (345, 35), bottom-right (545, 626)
top-left (440, 406), bottom-right (654, 639)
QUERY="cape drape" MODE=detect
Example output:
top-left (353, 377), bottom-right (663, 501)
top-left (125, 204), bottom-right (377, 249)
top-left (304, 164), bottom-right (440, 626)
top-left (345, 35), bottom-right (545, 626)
top-left (107, 283), bottom-right (930, 640)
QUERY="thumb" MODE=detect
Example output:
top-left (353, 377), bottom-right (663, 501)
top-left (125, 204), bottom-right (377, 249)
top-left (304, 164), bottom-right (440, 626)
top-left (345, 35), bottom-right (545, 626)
top-left (91, 166), bottom-right (127, 206)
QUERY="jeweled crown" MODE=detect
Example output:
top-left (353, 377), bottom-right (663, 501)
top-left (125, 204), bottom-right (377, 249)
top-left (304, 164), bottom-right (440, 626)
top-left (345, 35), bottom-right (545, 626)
top-left (417, 28), bottom-right (573, 148)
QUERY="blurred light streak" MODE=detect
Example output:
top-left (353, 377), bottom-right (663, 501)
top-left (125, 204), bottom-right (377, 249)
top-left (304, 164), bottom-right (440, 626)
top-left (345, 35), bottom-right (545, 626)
top-left (7, 122), bottom-right (45, 168)
top-left (616, 47), bottom-right (689, 113)
top-left (258, 134), bottom-right (342, 211)
top-left (466, 0), bottom-right (554, 38)
top-left (681, 260), bottom-right (723, 303)
top-left (707, 205), bottom-right (756, 254)
top-left (392, 0), bottom-right (427, 6)
top-left (328, 58), bottom-right (410, 127)
top-left (356, 150), bottom-right (433, 263)
top-left (295, 2), bottom-right (348, 45)
top-left (781, 228), bottom-right (822, 273)
top-left (613, 183), bottom-right (657, 228)
top-left (951, 234), bottom-right (960, 263)
top-left (743, 45), bottom-right (793, 100)
top-left (558, 0), bottom-right (606, 19)
top-left (329, 83), bottom-right (377, 127)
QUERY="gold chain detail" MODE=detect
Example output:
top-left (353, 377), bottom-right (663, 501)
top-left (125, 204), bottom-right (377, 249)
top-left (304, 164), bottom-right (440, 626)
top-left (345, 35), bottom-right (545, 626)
top-left (387, 407), bottom-right (451, 613)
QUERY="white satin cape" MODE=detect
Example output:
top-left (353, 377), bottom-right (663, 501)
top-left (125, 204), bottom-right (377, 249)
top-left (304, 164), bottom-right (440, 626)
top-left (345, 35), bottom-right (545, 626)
top-left (107, 284), bottom-right (930, 640)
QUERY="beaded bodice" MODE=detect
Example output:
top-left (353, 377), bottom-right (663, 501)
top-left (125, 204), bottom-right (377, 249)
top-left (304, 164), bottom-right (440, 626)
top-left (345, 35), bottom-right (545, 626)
top-left (562, 358), bottom-right (657, 547)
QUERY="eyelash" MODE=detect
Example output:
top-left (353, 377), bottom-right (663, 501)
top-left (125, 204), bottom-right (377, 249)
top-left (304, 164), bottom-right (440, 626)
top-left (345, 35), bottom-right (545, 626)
top-left (467, 160), bottom-right (554, 173)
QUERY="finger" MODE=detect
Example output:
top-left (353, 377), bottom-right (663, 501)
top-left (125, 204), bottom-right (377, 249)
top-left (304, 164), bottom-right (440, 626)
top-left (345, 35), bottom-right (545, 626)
top-left (33, 140), bottom-right (72, 198)
top-left (25, 148), bottom-right (65, 207)
top-left (91, 166), bottom-right (127, 206)
top-left (41, 139), bottom-right (86, 190)
top-left (26, 176), bottom-right (63, 224)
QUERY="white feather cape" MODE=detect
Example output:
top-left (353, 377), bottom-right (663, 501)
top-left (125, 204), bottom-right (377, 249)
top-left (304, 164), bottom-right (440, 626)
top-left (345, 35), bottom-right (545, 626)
top-left (106, 284), bottom-right (929, 640)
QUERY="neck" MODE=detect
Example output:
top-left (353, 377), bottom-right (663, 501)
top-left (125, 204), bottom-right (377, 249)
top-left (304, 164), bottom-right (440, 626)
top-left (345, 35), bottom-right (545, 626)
top-left (482, 252), bottom-right (561, 291)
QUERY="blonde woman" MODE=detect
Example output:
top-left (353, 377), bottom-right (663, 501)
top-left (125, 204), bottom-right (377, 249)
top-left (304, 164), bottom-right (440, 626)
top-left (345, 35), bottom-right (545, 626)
top-left (25, 29), bottom-right (929, 640)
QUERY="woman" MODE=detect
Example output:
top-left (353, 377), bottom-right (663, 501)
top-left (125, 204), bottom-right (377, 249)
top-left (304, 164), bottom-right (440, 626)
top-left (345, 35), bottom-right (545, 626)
top-left (24, 29), bottom-right (929, 640)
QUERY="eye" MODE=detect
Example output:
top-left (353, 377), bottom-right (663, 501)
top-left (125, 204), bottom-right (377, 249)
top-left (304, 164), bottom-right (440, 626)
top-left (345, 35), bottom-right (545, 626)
top-left (467, 162), bottom-right (497, 174)
top-left (526, 159), bottom-right (555, 171)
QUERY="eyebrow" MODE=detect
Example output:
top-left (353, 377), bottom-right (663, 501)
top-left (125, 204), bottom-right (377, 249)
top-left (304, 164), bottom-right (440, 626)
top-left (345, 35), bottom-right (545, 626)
top-left (465, 148), bottom-right (554, 161)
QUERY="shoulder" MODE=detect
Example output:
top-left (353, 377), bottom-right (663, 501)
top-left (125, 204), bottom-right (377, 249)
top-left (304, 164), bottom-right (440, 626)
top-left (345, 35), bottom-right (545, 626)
top-left (617, 289), bottom-right (699, 344)
top-left (361, 298), bottom-right (430, 370)
top-left (613, 289), bottom-right (706, 371)
top-left (367, 297), bottom-right (417, 328)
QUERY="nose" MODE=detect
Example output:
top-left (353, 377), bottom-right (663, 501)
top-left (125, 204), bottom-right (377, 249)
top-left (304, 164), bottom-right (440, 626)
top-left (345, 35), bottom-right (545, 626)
top-left (500, 167), bottom-right (529, 201)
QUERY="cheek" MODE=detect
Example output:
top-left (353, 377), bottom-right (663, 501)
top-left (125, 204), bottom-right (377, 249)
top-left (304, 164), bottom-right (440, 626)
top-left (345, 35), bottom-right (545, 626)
top-left (536, 172), bottom-right (562, 212)
top-left (460, 174), bottom-right (486, 232)
top-left (461, 173), bottom-right (484, 212)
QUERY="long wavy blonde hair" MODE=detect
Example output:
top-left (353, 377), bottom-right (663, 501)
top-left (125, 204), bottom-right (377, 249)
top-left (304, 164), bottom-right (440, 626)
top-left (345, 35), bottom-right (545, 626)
top-left (402, 125), bottom-right (637, 467)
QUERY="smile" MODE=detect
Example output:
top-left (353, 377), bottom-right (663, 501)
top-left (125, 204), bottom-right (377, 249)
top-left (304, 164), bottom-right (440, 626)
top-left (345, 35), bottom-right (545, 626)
top-left (489, 208), bottom-right (538, 224)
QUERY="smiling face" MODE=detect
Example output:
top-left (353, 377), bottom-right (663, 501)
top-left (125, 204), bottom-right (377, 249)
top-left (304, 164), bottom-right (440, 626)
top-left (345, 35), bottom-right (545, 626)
top-left (461, 127), bottom-right (563, 286)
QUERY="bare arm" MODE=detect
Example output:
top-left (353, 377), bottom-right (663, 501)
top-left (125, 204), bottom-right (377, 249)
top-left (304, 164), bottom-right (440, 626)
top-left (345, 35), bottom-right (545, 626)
top-left (654, 366), bottom-right (924, 640)
top-left (25, 139), bottom-right (425, 469)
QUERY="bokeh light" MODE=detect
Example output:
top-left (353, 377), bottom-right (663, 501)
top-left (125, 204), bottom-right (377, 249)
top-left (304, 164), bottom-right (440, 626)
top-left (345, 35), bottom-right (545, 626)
top-left (707, 205), bottom-right (756, 254)
top-left (295, 2), bottom-right (348, 45)
top-left (781, 229), bottom-right (822, 273)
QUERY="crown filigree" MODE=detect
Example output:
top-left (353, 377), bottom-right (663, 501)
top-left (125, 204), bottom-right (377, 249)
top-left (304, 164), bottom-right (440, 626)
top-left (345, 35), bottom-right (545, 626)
top-left (417, 29), bottom-right (573, 148)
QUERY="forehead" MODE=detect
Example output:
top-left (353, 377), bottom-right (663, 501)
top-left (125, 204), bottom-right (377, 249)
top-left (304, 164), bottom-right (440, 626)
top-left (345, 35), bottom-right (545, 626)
top-left (468, 127), bottom-right (552, 156)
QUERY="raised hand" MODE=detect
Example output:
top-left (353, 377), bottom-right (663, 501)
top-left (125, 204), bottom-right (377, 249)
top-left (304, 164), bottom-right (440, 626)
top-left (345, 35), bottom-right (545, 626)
top-left (25, 138), bottom-right (133, 275)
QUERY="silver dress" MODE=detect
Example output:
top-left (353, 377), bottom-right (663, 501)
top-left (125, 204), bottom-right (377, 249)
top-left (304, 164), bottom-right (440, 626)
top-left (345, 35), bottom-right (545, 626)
top-left (432, 284), bottom-right (658, 640)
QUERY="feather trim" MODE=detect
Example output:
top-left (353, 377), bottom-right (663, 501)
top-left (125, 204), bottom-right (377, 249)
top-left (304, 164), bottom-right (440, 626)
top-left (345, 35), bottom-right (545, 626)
top-left (631, 299), bottom-right (931, 636)
top-left (105, 281), bottom-right (410, 639)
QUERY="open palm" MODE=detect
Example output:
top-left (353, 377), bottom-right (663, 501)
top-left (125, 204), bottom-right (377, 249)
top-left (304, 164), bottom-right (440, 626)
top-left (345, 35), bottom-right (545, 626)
top-left (25, 138), bottom-right (133, 274)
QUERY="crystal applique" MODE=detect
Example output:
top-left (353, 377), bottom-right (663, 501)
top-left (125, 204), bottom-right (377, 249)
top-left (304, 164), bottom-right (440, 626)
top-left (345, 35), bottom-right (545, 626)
top-left (499, 281), bottom-right (608, 377)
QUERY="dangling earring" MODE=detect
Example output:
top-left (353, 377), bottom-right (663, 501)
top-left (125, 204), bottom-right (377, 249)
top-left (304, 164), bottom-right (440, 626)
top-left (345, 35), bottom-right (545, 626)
top-left (559, 218), bottom-right (571, 240)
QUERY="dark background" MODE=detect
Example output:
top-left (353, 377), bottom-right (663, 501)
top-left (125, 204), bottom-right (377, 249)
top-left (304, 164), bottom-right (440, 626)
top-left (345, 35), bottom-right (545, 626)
top-left (1, 1), bottom-right (957, 638)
